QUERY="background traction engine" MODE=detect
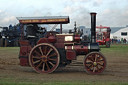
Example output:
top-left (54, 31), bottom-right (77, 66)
top-left (96, 25), bottom-right (111, 48)
top-left (18, 13), bottom-right (106, 74)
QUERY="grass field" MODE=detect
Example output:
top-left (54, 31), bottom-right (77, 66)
top-left (0, 45), bottom-right (128, 85)
top-left (101, 44), bottom-right (128, 55)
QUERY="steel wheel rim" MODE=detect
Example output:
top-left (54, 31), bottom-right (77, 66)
top-left (29, 43), bottom-right (60, 73)
top-left (84, 52), bottom-right (106, 74)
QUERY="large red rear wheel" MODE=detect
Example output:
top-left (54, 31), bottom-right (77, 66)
top-left (29, 43), bottom-right (60, 73)
top-left (84, 52), bottom-right (106, 74)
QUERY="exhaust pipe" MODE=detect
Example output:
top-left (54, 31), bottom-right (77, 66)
top-left (88, 12), bottom-right (100, 52)
top-left (90, 12), bottom-right (97, 43)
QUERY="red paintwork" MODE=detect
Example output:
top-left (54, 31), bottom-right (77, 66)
top-left (96, 40), bottom-right (105, 45)
top-left (74, 45), bottom-right (88, 54)
top-left (105, 38), bottom-right (110, 42)
top-left (19, 40), bottom-right (30, 46)
top-left (19, 33), bottom-right (89, 66)
top-left (66, 45), bottom-right (88, 54)
top-left (37, 38), bottom-right (49, 44)
top-left (96, 25), bottom-right (109, 28)
top-left (74, 34), bottom-right (81, 42)
top-left (66, 50), bottom-right (76, 60)
top-left (54, 34), bottom-right (75, 48)
top-left (20, 46), bottom-right (28, 56)
top-left (19, 40), bottom-right (32, 66)
top-left (20, 58), bottom-right (29, 66)
top-left (48, 35), bottom-right (56, 43)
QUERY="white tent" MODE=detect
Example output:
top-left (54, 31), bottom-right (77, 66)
top-left (110, 27), bottom-right (128, 40)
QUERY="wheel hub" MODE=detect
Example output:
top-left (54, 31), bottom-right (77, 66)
top-left (41, 55), bottom-right (47, 62)
top-left (93, 62), bottom-right (97, 66)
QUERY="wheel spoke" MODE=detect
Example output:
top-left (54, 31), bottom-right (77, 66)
top-left (86, 59), bottom-right (93, 63)
top-left (98, 57), bottom-right (103, 61)
top-left (93, 67), bottom-right (97, 72)
top-left (46, 48), bottom-right (53, 56)
top-left (34, 50), bottom-right (41, 57)
top-left (96, 65), bottom-right (100, 71)
top-left (95, 54), bottom-right (98, 62)
top-left (33, 60), bottom-right (41, 64)
top-left (48, 58), bottom-right (57, 61)
top-left (44, 46), bottom-right (47, 55)
top-left (88, 55), bottom-right (94, 62)
top-left (89, 65), bottom-right (94, 70)
top-left (32, 55), bottom-right (42, 59)
top-left (97, 64), bottom-right (103, 69)
top-left (42, 63), bottom-right (45, 71)
top-left (47, 53), bottom-right (57, 58)
top-left (97, 61), bottom-right (104, 65)
top-left (36, 61), bottom-right (43, 68)
top-left (46, 62), bottom-right (50, 71)
top-left (97, 61), bottom-right (104, 69)
top-left (49, 61), bottom-right (55, 67)
top-left (86, 63), bottom-right (92, 67)
top-left (97, 64), bottom-right (104, 69)
top-left (39, 46), bottom-right (43, 55)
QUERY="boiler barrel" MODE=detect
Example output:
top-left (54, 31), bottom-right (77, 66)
top-left (65, 43), bottom-right (99, 55)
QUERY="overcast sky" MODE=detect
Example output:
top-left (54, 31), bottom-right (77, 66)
top-left (0, 0), bottom-right (128, 29)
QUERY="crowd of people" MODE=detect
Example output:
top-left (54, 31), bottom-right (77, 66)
top-left (111, 38), bottom-right (127, 44)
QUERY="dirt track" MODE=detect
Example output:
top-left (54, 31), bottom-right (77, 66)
top-left (0, 47), bottom-right (128, 83)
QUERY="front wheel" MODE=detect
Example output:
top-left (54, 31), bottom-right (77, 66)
top-left (83, 52), bottom-right (106, 75)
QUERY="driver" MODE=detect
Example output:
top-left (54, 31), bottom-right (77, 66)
top-left (26, 24), bottom-right (38, 38)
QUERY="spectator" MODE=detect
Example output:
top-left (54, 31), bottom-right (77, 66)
top-left (121, 38), bottom-right (123, 44)
top-left (111, 38), bottom-right (114, 44)
top-left (123, 38), bottom-right (126, 44)
top-left (117, 39), bottom-right (120, 44)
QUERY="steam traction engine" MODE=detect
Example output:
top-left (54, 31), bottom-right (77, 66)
top-left (96, 25), bottom-right (111, 47)
top-left (0, 25), bottom-right (20, 47)
top-left (17, 13), bottom-right (106, 74)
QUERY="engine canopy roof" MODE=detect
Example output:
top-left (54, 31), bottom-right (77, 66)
top-left (17, 16), bottom-right (70, 24)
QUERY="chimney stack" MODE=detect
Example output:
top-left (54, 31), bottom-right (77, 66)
top-left (90, 12), bottom-right (97, 43)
